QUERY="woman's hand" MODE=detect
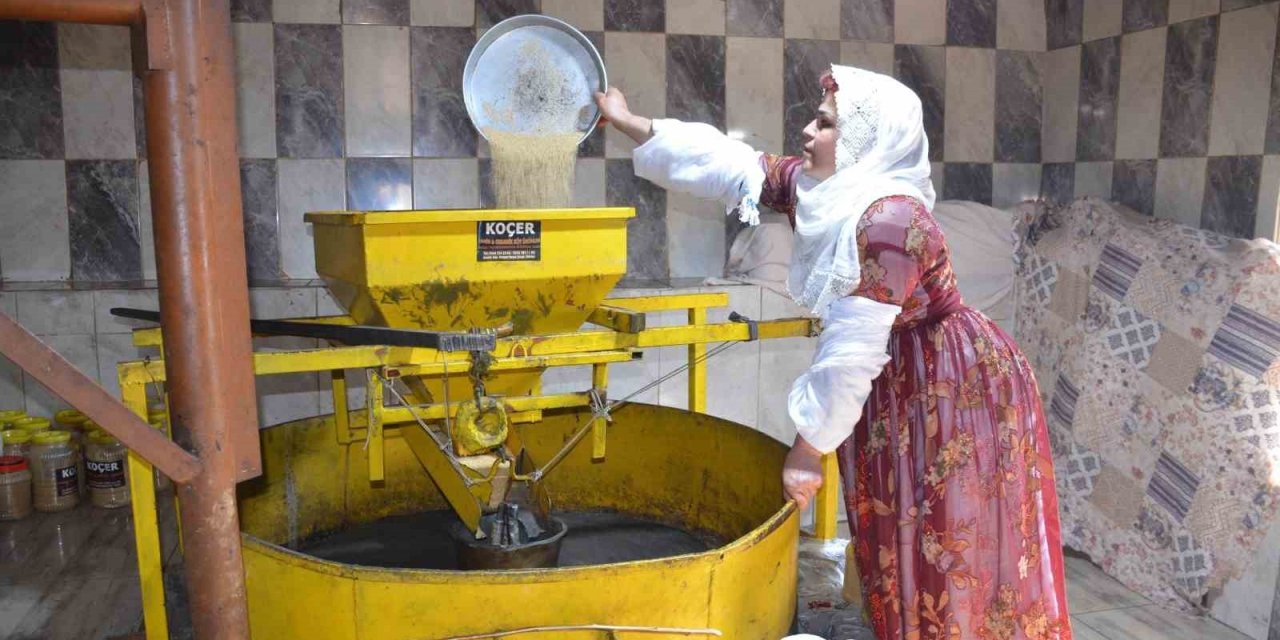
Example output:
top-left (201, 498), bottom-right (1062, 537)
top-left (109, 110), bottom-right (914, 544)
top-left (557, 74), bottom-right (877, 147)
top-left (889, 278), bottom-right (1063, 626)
top-left (782, 434), bottom-right (825, 510)
top-left (594, 87), bottom-right (653, 144)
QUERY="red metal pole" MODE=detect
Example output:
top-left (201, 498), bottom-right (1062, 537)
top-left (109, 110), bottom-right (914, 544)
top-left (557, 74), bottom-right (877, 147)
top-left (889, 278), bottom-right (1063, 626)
top-left (0, 0), bottom-right (142, 24)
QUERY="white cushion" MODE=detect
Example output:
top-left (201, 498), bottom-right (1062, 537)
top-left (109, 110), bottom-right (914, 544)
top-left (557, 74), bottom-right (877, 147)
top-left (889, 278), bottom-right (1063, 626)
top-left (931, 200), bottom-right (1017, 332)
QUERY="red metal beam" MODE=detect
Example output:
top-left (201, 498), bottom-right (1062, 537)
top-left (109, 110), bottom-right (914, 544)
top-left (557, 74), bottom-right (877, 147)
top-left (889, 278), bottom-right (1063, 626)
top-left (0, 313), bottom-right (201, 483)
top-left (0, 0), bottom-right (142, 24)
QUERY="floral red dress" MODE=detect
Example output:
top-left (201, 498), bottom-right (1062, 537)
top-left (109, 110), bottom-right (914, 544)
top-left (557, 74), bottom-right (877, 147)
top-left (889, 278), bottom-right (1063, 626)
top-left (762, 155), bottom-right (1072, 640)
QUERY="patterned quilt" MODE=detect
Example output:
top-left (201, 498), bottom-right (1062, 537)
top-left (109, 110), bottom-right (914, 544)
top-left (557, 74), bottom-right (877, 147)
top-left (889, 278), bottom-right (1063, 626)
top-left (1012, 198), bottom-right (1280, 611)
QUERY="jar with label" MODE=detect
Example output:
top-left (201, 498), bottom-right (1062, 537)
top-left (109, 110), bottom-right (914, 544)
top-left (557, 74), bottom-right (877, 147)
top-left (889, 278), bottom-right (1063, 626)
top-left (0, 456), bottom-right (32, 520)
top-left (55, 410), bottom-right (90, 497)
top-left (31, 431), bottom-right (78, 512)
top-left (85, 431), bottom-right (129, 509)
top-left (1, 429), bottom-right (31, 459)
top-left (0, 410), bottom-right (26, 428)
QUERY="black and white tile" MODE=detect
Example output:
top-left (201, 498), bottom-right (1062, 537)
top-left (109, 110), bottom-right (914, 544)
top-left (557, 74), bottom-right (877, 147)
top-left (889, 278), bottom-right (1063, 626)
top-left (667, 35), bottom-right (726, 130)
top-left (1112, 159), bottom-right (1157, 215)
top-left (240, 159), bottom-right (282, 281)
top-left (0, 21), bottom-right (63, 160)
top-left (728, 0), bottom-right (784, 37)
top-left (895, 44), bottom-right (947, 162)
top-left (66, 160), bottom-right (142, 282)
top-left (784, 39), bottom-right (840, 156)
top-left (1159, 15), bottom-right (1218, 157)
top-left (410, 27), bottom-right (475, 157)
top-left (607, 159), bottom-right (667, 280)
top-left (346, 157), bottom-right (413, 210)
top-left (275, 24), bottom-right (345, 158)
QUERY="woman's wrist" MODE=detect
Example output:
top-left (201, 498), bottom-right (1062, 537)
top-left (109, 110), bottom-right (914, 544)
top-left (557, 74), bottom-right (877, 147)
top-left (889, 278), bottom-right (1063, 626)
top-left (614, 113), bottom-right (653, 144)
top-left (791, 433), bottom-right (823, 458)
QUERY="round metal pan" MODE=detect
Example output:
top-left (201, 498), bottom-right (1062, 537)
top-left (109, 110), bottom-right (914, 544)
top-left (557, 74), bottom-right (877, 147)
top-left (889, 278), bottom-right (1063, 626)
top-left (463, 14), bottom-right (607, 144)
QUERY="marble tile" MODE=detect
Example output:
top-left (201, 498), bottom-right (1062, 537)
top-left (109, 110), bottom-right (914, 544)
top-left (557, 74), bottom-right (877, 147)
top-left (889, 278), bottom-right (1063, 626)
top-left (1111, 159), bottom-right (1157, 215)
top-left (344, 25), bottom-right (411, 157)
top-left (57, 24), bottom-right (130, 70)
top-left (842, 0), bottom-right (893, 42)
top-left (995, 51), bottom-right (1041, 164)
top-left (411, 27), bottom-right (476, 157)
top-left (727, 0), bottom-right (783, 36)
top-left (667, 191), bottom-right (727, 278)
top-left (839, 41), bottom-right (893, 75)
top-left (1076, 604), bottom-right (1249, 640)
top-left (605, 0), bottom-right (664, 31)
top-left (668, 0), bottom-right (725, 35)
top-left (231, 0), bottom-right (273, 21)
top-left (929, 161), bottom-right (943, 199)
top-left (413, 158), bottom-right (480, 208)
top-left (278, 159), bottom-right (345, 279)
top-left (1076, 36), bottom-right (1121, 162)
top-left (1042, 45), bottom-right (1081, 163)
top-left (0, 22), bottom-right (64, 159)
top-left (0, 161), bottom-right (70, 282)
top-left (785, 40), bottom-right (839, 156)
top-left (605, 33), bottom-right (666, 158)
top-left (894, 45), bottom-right (946, 162)
top-left (1074, 161), bottom-right (1113, 199)
top-left (66, 160), bottom-right (142, 282)
top-left (478, 158), bottom-right (495, 207)
top-left (942, 163), bottom-right (993, 205)
top-left (61, 70), bottom-right (137, 160)
top-left (947, 0), bottom-right (997, 47)
top-left (944, 47), bottom-right (994, 163)
top-left (1083, 0), bottom-right (1123, 41)
top-left (1047, 0), bottom-right (1084, 49)
top-left (1222, 0), bottom-right (1268, 9)
top-left (667, 35), bottom-right (726, 130)
top-left (23, 335), bottom-right (98, 418)
top-left (132, 76), bottom-right (146, 159)
top-left (998, 0), bottom-right (1048, 51)
top-left (343, 0), bottom-right (409, 24)
top-left (607, 159), bottom-right (668, 280)
top-left (15, 291), bottom-right (94, 336)
top-left (1208, 3), bottom-right (1278, 156)
top-left (1115, 27), bottom-right (1166, 160)
top-left (1123, 0), bottom-right (1168, 32)
top-left (757, 289), bottom-right (815, 443)
top-left (894, 0), bottom-right (946, 44)
top-left (137, 161), bottom-right (155, 280)
top-left (240, 159), bottom-right (281, 281)
top-left (233, 22), bottom-right (277, 159)
top-left (1168, 0), bottom-right (1220, 23)
top-left (477, 0), bottom-right (541, 27)
top-left (542, 0), bottom-right (604, 30)
top-left (728, 37), bottom-right (784, 154)
top-left (249, 287), bottom-right (318, 318)
top-left (1041, 162), bottom-right (1076, 204)
top-left (784, 0), bottom-right (839, 39)
top-left (93, 289), bottom-right (160, 334)
top-left (1063, 555), bottom-right (1150, 613)
top-left (1256, 155), bottom-right (1280, 240)
top-left (992, 163), bottom-right (1042, 209)
top-left (275, 24), bottom-right (345, 158)
top-left (345, 157), bottom-right (412, 210)
top-left (274, 0), bottom-right (341, 23)
top-left (1153, 157), bottom-right (1207, 227)
top-left (410, 0), bottom-right (474, 26)
top-left (1268, 21), bottom-right (1280, 154)
top-left (1201, 155), bottom-right (1261, 238)
top-left (1160, 16), bottom-right (1218, 157)
top-left (574, 157), bottom-right (606, 206)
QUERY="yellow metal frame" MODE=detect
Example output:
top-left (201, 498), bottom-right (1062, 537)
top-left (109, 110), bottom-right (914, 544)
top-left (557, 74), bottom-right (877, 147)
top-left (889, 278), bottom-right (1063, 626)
top-left (119, 292), bottom-right (832, 640)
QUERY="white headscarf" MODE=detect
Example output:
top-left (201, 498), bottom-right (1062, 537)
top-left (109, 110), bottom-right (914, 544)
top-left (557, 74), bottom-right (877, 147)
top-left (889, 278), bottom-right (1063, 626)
top-left (788, 65), bottom-right (936, 319)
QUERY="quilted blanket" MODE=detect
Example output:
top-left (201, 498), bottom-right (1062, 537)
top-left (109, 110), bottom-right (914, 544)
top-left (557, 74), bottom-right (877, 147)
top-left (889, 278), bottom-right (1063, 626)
top-left (1012, 198), bottom-right (1280, 611)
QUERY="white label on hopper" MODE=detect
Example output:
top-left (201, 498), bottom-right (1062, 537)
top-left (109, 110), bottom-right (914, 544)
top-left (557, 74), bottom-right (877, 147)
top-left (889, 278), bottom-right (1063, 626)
top-left (477, 221), bottom-right (542, 262)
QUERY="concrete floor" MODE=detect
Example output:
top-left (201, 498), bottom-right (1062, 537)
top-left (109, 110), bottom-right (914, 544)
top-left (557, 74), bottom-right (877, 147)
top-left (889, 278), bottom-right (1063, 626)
top-left (0, 505), bottom-right (1257, 640)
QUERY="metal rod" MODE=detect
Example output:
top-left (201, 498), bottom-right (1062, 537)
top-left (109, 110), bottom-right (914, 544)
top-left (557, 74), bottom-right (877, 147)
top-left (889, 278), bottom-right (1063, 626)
top-left (0, 0), bottom-right (142, 24)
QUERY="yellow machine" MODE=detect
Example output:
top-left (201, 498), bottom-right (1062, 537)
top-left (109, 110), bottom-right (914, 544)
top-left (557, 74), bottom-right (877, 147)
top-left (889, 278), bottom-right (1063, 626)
top-left (118, 207), bottom-right (842, 639)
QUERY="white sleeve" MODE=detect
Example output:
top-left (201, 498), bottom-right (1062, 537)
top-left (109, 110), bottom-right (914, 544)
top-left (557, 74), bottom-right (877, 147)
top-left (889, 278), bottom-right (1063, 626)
top-left (632, 118), bottom-right (767, 225)
top-left (787, 296), bottom-right (900, 453)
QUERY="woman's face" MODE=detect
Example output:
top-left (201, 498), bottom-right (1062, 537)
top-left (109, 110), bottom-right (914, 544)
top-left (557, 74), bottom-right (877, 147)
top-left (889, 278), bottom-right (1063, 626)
top-left (801, 91), bottom-right (839, 180)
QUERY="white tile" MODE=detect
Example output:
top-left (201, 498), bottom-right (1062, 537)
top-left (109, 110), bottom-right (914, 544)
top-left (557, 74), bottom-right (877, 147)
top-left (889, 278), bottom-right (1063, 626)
top-left (0, 353), bottom-right (24, 413)
top-left (344, 26), bottom-right (411, 157)
top-left (895, 0), bottom-right (946, 44)
top-left (605, 33), bottom-right (666, 158)
top-left (667, 192), bottom-right (727, 279)
top-left (539, 363), bottom-right (593, 395)
top-left (706, 285), bottom-right (762, 427)
top-left (1116, 28), bottom-right (1166, 160)
top-left (1168, 0), bottom-right (1220, 23)
top-left (574, 158), bottom-right (607, 207)
top-left (316, 287), bottom-right (347, 316)
top-left (1212, 509), bottom-right (1280, 639)
top-left (138, 160), bottom-right (156, 280)
top-left (413, 159), bottom-right (480, 208)
top-left (93, 290), bottom-right (160, 334)
top-left (992, 163), bottom-right (1043, 209)
top-left (667, 0), bottom-right (725, 35)
top-left (839, 40), bottom-right (894, 76)
top-left (254, 336), bottom-right (323, 427)
top-left (57, 23), bottom-right (131, 71)
top-left (61, 69), bottom-right (136, 160)
top-left (0, 161), bottom-right (70, 282)
top-left (1074, 161), bottom-right (1114, 200)
top-left (1082, 0), bottom-right (1122, 41)
top-left (96, 332), bottom-right (147, 398)
top-left (1256, 155), bottom-right (1280, 241)
top-left (233, 23), bottom-right (276, 159)
top-left (541, 0), bottom-right (603, 31)
top-left (997, 0), bottom-right (1047, 51)
top-left (756, 289), bottom-right (815, 444)
top-left (1154, 157), bottom-right (1208, 228)
top-left (24, 334), bottom-right (98, 417)
top-left (944, 47), bottom-right (996, 163)
top-left (273, 0), bottom-right (340, 23)
top-left (931, 161), bottom-right (944, 196)
top-left (278, 159), bottom-right (345, 279)
top-left (785, 0), bottom-right (839, 39)
top-left (1208, 3), bottom-right (1279, 156)
top-left (727, 37), bottom-right (784, 155)
top-left (1042, 46), bottom-right (1081, 164)
top-left (248, 287), bottom-right (318, 319)
top-left (16, 291), bottom-right (95, 336)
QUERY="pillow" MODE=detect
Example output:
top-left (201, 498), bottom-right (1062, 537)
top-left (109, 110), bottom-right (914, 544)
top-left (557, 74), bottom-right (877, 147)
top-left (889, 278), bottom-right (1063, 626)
top-left (931, 200), bottom-right (1018, 332)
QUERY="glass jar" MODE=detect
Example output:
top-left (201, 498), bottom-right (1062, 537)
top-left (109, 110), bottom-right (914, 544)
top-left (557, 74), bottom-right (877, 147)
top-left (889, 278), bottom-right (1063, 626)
top-left (0, 409), bottom-right (26, 429)
top-left (55, 410), bottom-right (90, 497)
top-left (0, 455), bottom-right (32, 520)
top-left (55, 409), bottom-right (88, 430)
top-left (85, 431), bottom-right (129, 509)
top-left (1, 429), bottom-right (31, 459)
top-left (30, 431), bottom-right (78, 512)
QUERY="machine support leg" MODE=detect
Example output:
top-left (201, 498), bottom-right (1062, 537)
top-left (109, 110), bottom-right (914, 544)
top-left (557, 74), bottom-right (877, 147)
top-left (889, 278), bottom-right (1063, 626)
top-left (124, 381), bottom-right (170, 640)
top-left (687, 308), bottom-right (707, 414)
top-left (366, 369), bottom-right (385, 482)
top-left (332, 369), bottom-right (351, 443)
top-left (591, 364), bottom-right (608, 459)
top-left (814, 452), bottom-right (840, 540)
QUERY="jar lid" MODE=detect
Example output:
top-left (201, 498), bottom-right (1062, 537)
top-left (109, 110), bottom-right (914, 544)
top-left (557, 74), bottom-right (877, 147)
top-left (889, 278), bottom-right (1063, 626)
top-left (148, 403), bottom-right (167, 418)
top-left (13, 417), bottom-right (51, 432)
top-left (0, 409), bottom-right (26, 422)
top-left (33, 430), bottom-right (71, 445)
top-left (89, 430), bottom-right (120, 446)
top-left (1, 429), bottom-right (31, 445)
top-left (0, 455), bottom-right (27, 473)
top-left (55, 409), bottom-right (89, 426)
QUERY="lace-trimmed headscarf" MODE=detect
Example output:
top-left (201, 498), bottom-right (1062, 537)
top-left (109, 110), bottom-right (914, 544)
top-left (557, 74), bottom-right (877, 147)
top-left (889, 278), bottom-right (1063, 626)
top-left (787, 65), bottom-right (936, 319)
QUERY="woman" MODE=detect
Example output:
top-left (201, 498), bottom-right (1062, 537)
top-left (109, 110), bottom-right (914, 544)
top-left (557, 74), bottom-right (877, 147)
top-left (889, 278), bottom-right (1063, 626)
top-left (596, 65), bottom-right (1072, 640)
